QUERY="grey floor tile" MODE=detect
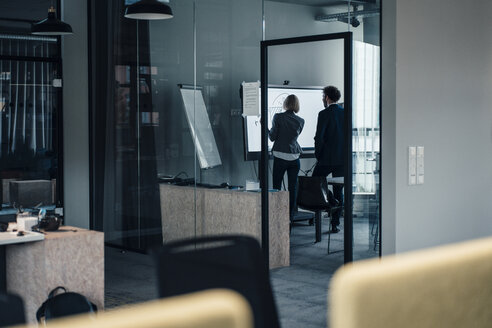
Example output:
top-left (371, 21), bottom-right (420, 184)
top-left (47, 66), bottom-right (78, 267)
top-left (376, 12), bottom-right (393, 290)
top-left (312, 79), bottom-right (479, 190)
top-left (104, 215), bottom-right (378, 326)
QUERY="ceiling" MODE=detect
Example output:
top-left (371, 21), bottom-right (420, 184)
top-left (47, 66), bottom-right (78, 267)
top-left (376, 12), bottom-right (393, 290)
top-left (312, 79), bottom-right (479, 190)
top-left (0, 0), bottom-right (50, 20)
top-left (267, 0), bottom-right (377, 7)
top-left (0, 0), bottom-right (51, 34)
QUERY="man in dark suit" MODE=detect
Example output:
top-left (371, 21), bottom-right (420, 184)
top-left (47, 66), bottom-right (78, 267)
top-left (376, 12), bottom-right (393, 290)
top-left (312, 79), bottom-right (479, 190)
top-left (313, 86), bottom-right (344, 233)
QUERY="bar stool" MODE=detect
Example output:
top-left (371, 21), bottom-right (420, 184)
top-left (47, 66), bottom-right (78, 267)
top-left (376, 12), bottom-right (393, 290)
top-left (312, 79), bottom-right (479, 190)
top-left (297, 176), bottom-right (342, 253)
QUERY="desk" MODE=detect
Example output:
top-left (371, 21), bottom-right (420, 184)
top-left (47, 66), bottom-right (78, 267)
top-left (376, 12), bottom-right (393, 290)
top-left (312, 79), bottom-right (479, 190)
top-left (5, 226), bottom-right (104, 323)
top-left (0, 231), bottom-right (44, 291)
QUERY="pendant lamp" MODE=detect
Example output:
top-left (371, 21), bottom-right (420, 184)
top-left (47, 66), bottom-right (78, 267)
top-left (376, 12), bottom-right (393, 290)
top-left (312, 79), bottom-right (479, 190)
top-left (31, 6), bottom-right (73, 35)
top-left (125, 0), bottom-right (173, 20)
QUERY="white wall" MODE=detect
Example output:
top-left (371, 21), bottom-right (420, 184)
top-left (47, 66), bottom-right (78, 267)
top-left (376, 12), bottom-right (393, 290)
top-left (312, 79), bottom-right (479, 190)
top-left (382, 0), bottom-right (492, 254)
top-left (61, 0), bottom-right (89, 228)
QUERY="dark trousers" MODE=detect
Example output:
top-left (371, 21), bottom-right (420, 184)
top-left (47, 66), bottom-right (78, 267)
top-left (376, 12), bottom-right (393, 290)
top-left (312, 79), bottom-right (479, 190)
top-left (272, 157), bottom-right (300, 218)
top-left (312, 164), bottom-right (343, 226)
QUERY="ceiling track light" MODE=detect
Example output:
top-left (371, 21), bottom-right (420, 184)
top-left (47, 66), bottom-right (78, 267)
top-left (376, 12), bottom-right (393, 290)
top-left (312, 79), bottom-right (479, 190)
top-left (31, 5), bottom-right (73, 36)
top-left (125, 0), bottom-right (174, 20)
top-left (315, 8), bottom-right (380, 23)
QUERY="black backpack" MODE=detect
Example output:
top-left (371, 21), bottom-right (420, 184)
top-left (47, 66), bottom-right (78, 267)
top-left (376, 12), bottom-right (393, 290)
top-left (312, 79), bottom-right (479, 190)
top-left (36, 286), bottom-right (97, 323)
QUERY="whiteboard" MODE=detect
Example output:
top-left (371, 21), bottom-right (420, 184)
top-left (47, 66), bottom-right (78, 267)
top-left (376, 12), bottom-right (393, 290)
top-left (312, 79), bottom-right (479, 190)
top-left (244, 86), bottom-right (325, 154)
top-left (180, 87), bottom-right (222, 169)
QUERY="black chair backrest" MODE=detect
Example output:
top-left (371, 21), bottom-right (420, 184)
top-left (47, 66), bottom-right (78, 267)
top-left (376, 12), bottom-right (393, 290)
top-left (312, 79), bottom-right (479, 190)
top-left (156, 235), bottom-right (280, 328)
top-left (297, 175), bottom-right (338, 210)
top-left (0, 293), bottom-right (25, 327)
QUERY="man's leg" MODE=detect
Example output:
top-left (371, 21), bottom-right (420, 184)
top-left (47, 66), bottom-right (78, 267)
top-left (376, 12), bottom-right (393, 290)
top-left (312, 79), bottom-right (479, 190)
top-left (330, 165), bottom-right (344, 229)
top-left (331, 165), bottom-right (344, 207)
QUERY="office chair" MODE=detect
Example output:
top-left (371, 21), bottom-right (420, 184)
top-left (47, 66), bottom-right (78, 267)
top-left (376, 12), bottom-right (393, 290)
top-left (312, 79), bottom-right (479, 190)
top-left (13, 289), bottom-right (253, 328)
top-left (156, 235), bottom-right (280, 328)
top-left (297, 175), bottom-right (342, 253)
top-left (0, 293), bottom-right (25, 327)
top-left (330, 236), bottom-right (492, 328)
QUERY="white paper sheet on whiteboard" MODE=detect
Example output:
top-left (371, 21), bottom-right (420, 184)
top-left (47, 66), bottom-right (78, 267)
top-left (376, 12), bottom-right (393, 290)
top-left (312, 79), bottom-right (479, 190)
top-left (242, 81), bottom-right (260, 116)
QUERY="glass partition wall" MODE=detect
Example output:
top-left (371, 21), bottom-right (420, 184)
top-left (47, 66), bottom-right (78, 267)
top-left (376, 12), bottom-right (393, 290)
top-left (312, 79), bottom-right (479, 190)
top-left (91, 0), bottom-right (263, 249)
top-left (0, 34), bottom-right (62, 218)
top-left (92, 0), bottom-right (380, 323)
top-left (91, 0), bottom-right (380, 257)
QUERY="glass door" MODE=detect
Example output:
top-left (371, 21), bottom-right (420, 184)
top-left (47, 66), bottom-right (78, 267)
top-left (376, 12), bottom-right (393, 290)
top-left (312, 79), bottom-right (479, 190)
top-left (261, 33), bottom-right (353, 264)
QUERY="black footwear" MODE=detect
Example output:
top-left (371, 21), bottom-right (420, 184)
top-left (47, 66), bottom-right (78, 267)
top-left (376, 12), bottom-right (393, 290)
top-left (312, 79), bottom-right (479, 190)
top-left (330, 226), bottom-right (340, 233)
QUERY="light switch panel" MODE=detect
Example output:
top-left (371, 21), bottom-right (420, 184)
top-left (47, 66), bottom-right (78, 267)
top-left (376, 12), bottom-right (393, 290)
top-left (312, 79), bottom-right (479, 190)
top-left (408, 146), bottom-right (416, 185)
top-left (417, 146), bottom-right (424, 184)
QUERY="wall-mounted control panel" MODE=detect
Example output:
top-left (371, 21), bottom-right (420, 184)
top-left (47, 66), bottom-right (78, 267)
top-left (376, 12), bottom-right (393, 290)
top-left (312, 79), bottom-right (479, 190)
top-left (408, 146), bottom-right (417, 185)
top-left (408, 146), bottom-right (424, 185)
top-left (416, 146), bottom-right (424, 184)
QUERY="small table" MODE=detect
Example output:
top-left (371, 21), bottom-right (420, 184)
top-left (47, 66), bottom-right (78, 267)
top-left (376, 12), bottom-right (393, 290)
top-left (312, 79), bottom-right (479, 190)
top-left (0, 231), bottom-right (44, 291)
top-left (326, 177), bottom-right (344, 185)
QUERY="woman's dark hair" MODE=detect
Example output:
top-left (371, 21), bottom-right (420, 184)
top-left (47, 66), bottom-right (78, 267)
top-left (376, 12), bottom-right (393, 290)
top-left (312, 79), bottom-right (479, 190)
top-left (323, 86), bottom-right (341, 103)
top-left (283, 94), bottom-right (300, 113)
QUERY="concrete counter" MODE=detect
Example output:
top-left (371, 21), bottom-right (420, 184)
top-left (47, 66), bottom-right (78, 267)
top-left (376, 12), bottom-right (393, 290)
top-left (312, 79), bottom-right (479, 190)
top-left (6, 226), bottom-right (104, 323)
top-left (159, 184), bottom-right (289, 269)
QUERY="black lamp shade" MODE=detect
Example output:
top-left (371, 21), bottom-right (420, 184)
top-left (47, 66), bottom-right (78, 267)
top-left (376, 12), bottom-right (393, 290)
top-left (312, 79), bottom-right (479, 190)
top-left (31, 7), bottom-right (73, 35)
top-left (125, 0), bottom-right (173, 20)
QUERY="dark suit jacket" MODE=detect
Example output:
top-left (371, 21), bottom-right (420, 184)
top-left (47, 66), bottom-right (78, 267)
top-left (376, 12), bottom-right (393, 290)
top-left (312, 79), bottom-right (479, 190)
top-left (314, 104), bottom-right (344, 166)
top-left (269, 110), bottom-right (305, 154)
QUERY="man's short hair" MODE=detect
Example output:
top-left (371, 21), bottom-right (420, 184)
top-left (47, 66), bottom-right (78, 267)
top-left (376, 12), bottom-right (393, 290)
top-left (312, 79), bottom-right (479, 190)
top-left (283, 94), bottom-right (300, 113)
top-left (323, 86), bottom-right (341, 103)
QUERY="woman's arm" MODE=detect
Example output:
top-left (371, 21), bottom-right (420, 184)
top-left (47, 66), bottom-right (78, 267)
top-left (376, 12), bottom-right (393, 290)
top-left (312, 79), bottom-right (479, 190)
top-left (269, 113), bottom-right (279, 141)
top-left (299, 117), bottom-right (305, 134)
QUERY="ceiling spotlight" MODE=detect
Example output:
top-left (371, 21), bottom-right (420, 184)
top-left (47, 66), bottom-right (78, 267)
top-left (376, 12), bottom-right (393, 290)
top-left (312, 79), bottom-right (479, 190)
top-left (349, 4), bottom-right (360, 28)
top-left (350, 17), bottom-right (360, 28)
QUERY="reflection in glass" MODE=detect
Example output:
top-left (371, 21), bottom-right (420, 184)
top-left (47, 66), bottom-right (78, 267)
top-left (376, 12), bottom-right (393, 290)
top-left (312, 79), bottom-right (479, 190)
top-left (0, 35), bottom-right (61, 213)
top-left (352, 39), bottom-right (380, 260)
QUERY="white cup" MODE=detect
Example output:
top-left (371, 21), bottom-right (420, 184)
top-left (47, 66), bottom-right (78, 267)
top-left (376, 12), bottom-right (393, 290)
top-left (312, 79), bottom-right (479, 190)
top-left (17, 217), bottom-right (38, 232)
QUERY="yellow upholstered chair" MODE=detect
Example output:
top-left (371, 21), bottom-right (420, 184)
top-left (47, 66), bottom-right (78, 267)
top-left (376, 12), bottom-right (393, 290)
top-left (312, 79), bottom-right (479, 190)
top-left (330, 237), bottom-right (492, 328)
top-left (11, 289), bottom-right (253, 328)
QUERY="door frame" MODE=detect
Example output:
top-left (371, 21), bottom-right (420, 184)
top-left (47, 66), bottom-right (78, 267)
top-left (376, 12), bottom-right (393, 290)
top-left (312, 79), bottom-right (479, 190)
top-left (260, 32), bottom-right (354, 264)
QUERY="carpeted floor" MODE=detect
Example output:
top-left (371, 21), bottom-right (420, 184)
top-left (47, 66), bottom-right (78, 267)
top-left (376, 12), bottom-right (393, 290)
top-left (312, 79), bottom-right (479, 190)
top-left (105, 215), bottom-right (378, 327)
